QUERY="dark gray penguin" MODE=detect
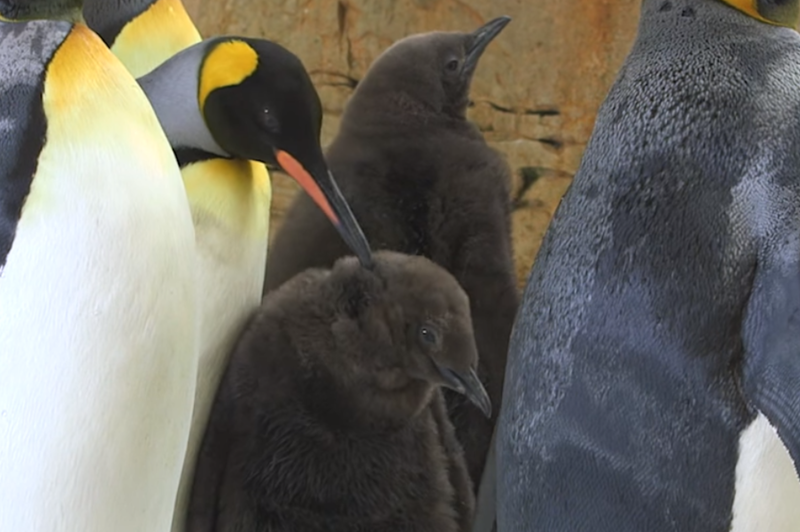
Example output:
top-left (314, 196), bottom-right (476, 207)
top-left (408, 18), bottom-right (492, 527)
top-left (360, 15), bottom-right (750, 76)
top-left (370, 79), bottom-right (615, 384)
top-left (263, 16), bottom-right (518, 492)
top-left (496, 1), bottom-right (800, 531)
top-left (187, 251), bottom-right (492, 532)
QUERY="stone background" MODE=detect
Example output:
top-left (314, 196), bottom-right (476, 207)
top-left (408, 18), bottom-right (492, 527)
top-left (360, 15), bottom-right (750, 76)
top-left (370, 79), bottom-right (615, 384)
top-left (182, 0), bottom-right (642, 288)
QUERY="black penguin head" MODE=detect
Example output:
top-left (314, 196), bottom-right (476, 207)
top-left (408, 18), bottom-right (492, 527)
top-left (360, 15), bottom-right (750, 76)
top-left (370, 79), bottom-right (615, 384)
top-left (197, 37), bottom-right (373, 269)
top-left (352, 16), bottom-right (511, 120)
top-left (321, 251), bottom-right (491, 423)
top-left (0, 0), bottom-right (83, 21)
top-left (718, 0), bottom-right (799, 27)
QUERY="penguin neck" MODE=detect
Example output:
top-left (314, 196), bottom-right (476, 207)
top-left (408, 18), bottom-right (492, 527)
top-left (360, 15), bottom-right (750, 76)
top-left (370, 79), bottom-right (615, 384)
top-left (137, 43), bottom-right (229, 161)
top-left (308, 375), bottom-right (433, 434)
top-left (83, 0), bottom-right (201, 76)
top-left (343, 83), bottom-right (468, 135)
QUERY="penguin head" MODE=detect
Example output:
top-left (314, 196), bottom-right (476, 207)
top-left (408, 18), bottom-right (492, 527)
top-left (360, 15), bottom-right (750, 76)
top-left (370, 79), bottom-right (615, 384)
top-left (189, 37), bottom-right (373, 269)
top-left (198, 38), bottom-right (323, 173)
top-left (350, 16), bottom-right (511, 120)
top-left (0, 0), bottom-right (83, 21)
top-left (317, 251), bottom-right (491, 424)
top-left (718, 0), bottom-right (799, 27)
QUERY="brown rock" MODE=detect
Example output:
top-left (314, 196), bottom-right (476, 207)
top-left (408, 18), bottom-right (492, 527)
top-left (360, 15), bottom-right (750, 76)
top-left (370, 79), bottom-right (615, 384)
top-left (183, 0), bottom-right (642, 288)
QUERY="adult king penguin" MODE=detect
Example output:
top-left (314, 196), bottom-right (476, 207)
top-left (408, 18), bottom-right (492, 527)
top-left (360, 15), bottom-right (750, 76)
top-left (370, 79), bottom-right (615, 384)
top-left (0, 17), bottom-right (198, 532)
top-left (495, 1), bottom-right (800, 531)
top-left (83, 4), bottom-right (375, 530)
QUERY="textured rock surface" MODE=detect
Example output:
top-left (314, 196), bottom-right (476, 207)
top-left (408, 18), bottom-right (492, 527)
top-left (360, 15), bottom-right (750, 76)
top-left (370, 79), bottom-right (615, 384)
top-left (183, 0), bottom-right (641, 287)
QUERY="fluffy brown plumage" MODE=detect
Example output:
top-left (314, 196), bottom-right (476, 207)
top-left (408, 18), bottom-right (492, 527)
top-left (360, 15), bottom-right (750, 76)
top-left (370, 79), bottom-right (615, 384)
top-left (188, 251), bottom-right (491, 532)
top-left (262, 17), bottom-right (518, 492)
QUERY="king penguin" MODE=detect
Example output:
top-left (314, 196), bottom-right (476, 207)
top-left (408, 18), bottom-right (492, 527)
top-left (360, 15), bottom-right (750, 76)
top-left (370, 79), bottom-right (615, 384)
top-left (494, 1), bottom-right (800, 531)
top-left (82, 4), bottom-right (375, 530)
top-left (0, 17), bottom-right (198, 532)
top-left (82, 0), bottom-right (201, 78)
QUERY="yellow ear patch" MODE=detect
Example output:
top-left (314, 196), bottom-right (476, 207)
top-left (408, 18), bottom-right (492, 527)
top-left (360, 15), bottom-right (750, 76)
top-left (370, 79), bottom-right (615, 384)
top-left (198, 40), bottom-right (259, 111)
top-left (719, 0), bottom-right (800, 28)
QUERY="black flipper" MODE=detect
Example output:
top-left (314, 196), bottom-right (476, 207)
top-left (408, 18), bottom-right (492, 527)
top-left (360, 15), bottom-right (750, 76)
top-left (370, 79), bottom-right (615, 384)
top-left (741, 253), bottom-right (800, 470)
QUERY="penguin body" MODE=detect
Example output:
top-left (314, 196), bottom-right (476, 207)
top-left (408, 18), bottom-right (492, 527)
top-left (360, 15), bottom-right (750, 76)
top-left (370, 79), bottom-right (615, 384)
top-left (188, 251), bottom-right (491, 532)
top-left (115, 33), bottom-right (374, 531)
top-left (83, 0), bottom-right (201, 78)
top-left (263, 17), bottom-right (517, 492)
top-left (81, 4), bottom-right (268, 528)
top-left (496, 1), bottom-right (800, 531)
top-left (0, 19), bottom-right (197, 532)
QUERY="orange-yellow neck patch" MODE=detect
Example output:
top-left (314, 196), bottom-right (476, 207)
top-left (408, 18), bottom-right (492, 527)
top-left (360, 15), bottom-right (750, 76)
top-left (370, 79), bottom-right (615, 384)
top-left (111, 0), bottom-right (201, 78)
top-left (198, 40), bottom-right (259, 111)
top-left (719, 0), bottom-right (799, 29)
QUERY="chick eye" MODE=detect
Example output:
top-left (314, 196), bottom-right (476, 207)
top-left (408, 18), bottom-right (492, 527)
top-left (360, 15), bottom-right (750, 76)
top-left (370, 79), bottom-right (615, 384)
top-left (418, 325), bottom-right (440, 346)
top-left (445, 59), bottom-right (459, 72)
top-left (262, 108), bottom-right (280, 133)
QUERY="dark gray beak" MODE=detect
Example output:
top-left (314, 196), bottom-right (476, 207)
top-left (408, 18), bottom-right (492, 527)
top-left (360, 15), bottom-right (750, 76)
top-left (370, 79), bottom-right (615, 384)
top-left (437, 365), bottom-right (492, 418)
top-left (318, 169), bottom-right (375, 270)
top-left (463, 16), bottom-right (511, 73)
top-left (274, 148), bottom-right (374, 270)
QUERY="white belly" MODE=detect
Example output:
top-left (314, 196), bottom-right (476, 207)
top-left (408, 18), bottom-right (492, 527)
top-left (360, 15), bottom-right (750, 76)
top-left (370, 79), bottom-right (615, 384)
top-left (731, 413), bottom-right (800, 532)
top-left (170, 158), bottom-right (271, 532)
top-left (0, 27), bottom-right (198, 532)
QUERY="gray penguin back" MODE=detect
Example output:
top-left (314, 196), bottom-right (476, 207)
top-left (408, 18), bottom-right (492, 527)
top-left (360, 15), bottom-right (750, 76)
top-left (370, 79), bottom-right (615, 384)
top-left (499, 0), bottom-right (800, 529)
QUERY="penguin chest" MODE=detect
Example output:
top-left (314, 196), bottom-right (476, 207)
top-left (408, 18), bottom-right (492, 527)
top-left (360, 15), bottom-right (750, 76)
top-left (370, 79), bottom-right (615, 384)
top-left (181, 157), bottom-right (272, 397)
top-left (731, 414), bottom-right (800, 532)
top-left (0, 25), bottom-right (197, 531)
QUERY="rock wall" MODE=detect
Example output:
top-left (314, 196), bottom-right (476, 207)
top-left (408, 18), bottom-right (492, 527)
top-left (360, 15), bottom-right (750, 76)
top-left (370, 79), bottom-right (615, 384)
top-left (183, 0), bottom-right (642, 287)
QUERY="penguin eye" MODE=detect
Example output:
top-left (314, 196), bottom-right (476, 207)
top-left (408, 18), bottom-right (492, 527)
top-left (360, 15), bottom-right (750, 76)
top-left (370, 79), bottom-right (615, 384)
top-left (418, 325), bottom-right (440, 347)
top-left (261, 108), bottom-right (280, 133)
top-left (445, 59), bottom-right (460, 73)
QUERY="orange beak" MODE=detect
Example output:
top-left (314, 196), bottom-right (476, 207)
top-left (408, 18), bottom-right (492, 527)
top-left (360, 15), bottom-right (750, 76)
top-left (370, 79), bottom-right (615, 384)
top-left (275, 149), bottom-right (373, 268)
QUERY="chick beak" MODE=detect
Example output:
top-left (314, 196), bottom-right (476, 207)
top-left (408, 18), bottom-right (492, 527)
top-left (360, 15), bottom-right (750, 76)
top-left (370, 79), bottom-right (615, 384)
top-left (436, 365), bottom-right (492, 418)
top-left (275, 149), bottom-right (374, 269)
top-left (463, 16), bottom-right (511, 74)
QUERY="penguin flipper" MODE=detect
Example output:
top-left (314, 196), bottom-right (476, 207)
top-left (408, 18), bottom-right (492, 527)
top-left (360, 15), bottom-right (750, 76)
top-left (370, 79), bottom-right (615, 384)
top-left (741, 255), bottom-right (800, 471)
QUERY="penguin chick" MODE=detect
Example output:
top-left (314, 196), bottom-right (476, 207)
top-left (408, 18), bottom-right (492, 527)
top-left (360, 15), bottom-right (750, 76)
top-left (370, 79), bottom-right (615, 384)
top-left (0, 0), bottom-right (82, 21)
top-left (263, 16), bottom-right (518, 492)
top-left (188, 251), bottom-right (492, 532)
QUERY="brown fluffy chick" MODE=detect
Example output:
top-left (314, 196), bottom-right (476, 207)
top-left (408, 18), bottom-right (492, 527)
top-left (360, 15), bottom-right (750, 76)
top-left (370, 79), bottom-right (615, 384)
top-left (187, 250), bottom-right (491, 532)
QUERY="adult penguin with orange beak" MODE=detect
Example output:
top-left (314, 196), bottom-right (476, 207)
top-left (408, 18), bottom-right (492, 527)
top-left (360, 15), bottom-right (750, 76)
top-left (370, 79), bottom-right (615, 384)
top-left (83, 4), bottom-right (373, 532)
top-left (495, 1), bottom-right (800, 531)
top-left (130, 35), bottom-right (374, 532)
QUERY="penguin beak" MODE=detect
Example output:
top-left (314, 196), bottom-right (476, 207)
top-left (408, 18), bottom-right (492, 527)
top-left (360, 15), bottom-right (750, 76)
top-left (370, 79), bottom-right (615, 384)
top-left (436, 364), bottom-right (492, 418)
top-left (275, 149), bottom-right (374, 269)
top-left (463, 16), bottom-right (511, 74)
